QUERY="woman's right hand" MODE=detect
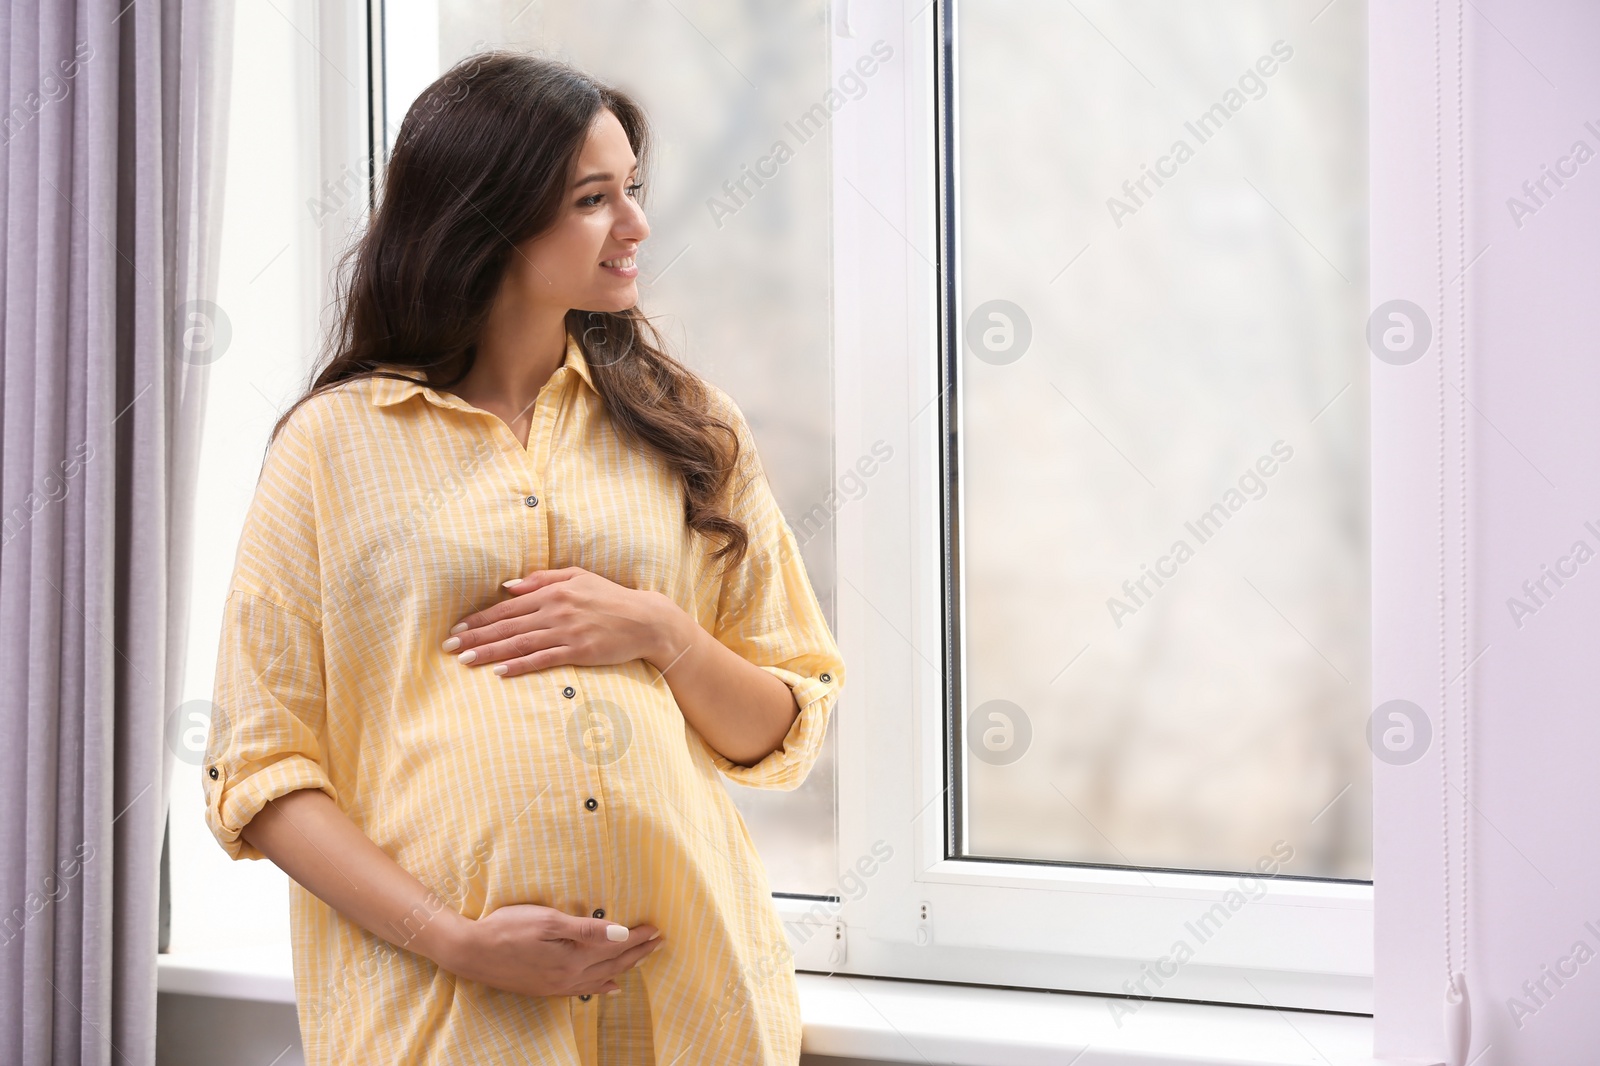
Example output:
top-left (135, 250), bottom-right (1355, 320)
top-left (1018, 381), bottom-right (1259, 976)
top-left (440, 903), bottom-right (664, 998)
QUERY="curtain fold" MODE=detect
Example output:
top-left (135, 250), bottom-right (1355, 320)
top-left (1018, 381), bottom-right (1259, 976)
top-left (0, 0), bottom-right (235, 1062)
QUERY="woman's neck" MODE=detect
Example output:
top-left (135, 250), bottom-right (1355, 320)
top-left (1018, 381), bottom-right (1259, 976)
top-left (458, 295), bottom-right (568, 417)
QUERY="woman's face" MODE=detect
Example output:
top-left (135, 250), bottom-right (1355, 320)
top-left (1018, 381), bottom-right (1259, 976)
top-left (507, 108), bottom-right (650, 315)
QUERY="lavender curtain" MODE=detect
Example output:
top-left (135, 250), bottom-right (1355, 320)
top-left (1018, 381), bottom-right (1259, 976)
top-left (0, 0), bottom-right (234, 1062)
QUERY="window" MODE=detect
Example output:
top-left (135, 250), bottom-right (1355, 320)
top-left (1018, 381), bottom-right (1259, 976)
top-left (828, 0), bottom-right (1372, 1012)
top-left (174, 0), bottom-right (1375, 1016)
top-left (954, 4), bottom-right (1370, 881)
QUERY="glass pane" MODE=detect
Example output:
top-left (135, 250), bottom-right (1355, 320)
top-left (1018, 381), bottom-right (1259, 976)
top-left (383, 1), bottom-right (837, 895)
top-left (956, 1), bottom-right (1371, 880)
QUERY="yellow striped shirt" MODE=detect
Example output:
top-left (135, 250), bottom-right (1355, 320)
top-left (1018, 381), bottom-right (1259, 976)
top-left (201, 332), bottom-right (844, 1065)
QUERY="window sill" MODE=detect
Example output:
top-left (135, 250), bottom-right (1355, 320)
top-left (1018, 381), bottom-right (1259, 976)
top-left (159, 948), bottom-right (296, 1004)
top-left (795, 971), bottom-right (1401, 1065)
top-left (156, 953), bottom-right (1417, 1065)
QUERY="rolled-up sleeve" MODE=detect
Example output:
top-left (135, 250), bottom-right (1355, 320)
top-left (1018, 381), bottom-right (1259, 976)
top-left (706, 395), bottom-right (846, 791)
top-left (202, 416), bottom-right (337, 861)
top-left (204, 593), bottom-right (338, 861)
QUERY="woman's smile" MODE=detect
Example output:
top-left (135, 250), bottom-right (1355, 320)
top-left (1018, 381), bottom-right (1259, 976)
top-left (600, 251), bottom-right (638, 277)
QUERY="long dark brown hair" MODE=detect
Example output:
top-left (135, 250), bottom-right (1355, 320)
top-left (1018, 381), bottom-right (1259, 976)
top-left (270, 50), bottom-right (750, 572)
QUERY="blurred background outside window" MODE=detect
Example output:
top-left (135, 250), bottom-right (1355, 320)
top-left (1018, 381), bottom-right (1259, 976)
top-left (955, 1), bottom-right (1370, 881)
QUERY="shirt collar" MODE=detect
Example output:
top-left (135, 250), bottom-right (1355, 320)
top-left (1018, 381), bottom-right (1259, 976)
top-left (368, 332), bottom-right (596, 409)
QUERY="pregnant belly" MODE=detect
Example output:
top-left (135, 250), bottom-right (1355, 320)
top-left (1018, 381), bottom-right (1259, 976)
top-left (364, 657), bottom-right (716, 918)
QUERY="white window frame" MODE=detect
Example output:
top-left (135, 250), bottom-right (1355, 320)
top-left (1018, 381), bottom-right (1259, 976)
top-left (821, 0), bottom-right (1373, 1014)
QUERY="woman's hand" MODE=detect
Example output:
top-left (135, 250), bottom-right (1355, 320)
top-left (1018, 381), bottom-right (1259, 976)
top-left (444, 564), bottom-right (797, 768)
top-left (441, 566), bottom-right (686, 678)
top-left (441, 903), bottom-right (664, 997)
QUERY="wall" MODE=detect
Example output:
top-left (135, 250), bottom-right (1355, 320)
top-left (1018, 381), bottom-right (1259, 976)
top-left (155, 993), bottom-right (913, 1066)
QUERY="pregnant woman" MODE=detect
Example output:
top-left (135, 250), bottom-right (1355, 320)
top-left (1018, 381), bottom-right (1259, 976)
top-left (202, 50), bottom-right (844, 1065)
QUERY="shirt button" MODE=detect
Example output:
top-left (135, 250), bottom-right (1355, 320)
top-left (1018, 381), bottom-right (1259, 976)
top-left (593, 908), bottom-right (605, 919)
top-left (562, 685), bottom-right (576, 699)
top-left (208, 767), bottom-right (218, 779)
top-left (819, 672), bottom-right (833, 683)
top-left (524, 494), bottom-right (538, 507)
top-left (579, 994), bottom-right (591, 1001)
top-left (584, 797), bottom-right (598, 811)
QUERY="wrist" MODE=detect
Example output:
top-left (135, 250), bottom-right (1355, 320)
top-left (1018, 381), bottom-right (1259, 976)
top-left (643, 590), bottom-right (697, 673)
top-left (419, 908), bottom-right (478, 977)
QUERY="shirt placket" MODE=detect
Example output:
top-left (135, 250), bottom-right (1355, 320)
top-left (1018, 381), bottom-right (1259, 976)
top-left (522, 370), bottom-right (614, 1062)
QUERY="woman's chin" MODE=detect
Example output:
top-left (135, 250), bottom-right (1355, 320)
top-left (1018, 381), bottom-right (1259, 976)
top-left (576, 290), bottom-right (639, 315)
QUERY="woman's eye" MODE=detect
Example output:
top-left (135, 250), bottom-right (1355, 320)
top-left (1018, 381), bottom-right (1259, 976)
top-left (578, 183), bottom-right (643, 208)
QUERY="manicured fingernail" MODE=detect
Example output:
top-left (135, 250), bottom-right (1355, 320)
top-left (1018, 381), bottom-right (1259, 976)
top-left (450, 622), bottom-right (469, 635)
top-left (648, 931), bottom-right (661, 941)
top-left (441, 636), bottom-right (461, 651)
top-left (502, 579), bottom-right (522, 589)
top-left (606, 923), bottom-right (629, 942)
top-left (492, 664), bottom-right (508, 676)
top-left (458, 649), bottom-right (477, 664)
top-left (606, 987), bottom-right (621, 995)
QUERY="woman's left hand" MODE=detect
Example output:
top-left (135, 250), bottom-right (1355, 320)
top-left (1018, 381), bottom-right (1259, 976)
top-left (441, 566), bottom-right (683, 678)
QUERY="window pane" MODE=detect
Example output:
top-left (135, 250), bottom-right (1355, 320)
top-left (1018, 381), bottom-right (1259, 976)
top-left (383, 1), bottom-right (838, 895)
top-left (956, 1), bottom-right (1371, 879)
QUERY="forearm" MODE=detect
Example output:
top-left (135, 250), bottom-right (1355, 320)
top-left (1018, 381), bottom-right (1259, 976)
top-left (239, 787), bottom-right (471, 970)
top-left (642, 593), bottom-right (799, 766)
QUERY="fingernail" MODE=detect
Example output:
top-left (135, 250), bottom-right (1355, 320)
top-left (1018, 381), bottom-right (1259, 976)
top-left (450, 622), bottom-right (469, 635)
top-left (493, 664), bottom-right (508, 676)
top-left (502, 579), bottom-right (522, 589)
top-left (441, 636), bottom-right (461, 652)
top-left (458, 649), bottom-right (477, 664)
top-left (606, 923), bottom-right (629, 942)
top-left (606, 988), bottom-right (621, 996)
top-left (648, 931), bottom-right (662, 941)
